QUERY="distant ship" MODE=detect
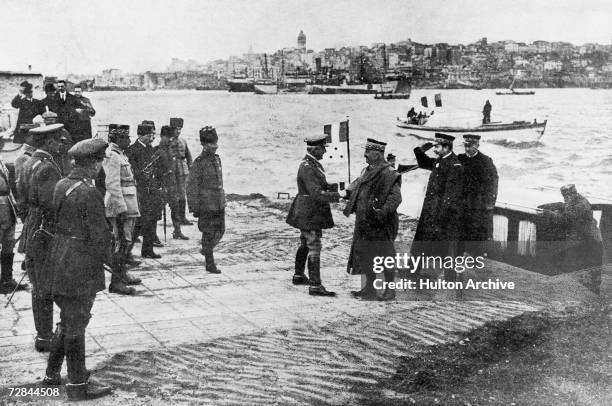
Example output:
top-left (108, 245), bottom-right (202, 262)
top-left (253, 79), bottom-right (278, 94)
top-left (227, 74), bottom-right (254, 92)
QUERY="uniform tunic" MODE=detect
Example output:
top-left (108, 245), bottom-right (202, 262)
top-left (126, 140), bottom-right (163, 222)
top-left (103, 143), bottom-right (140, 218)
top-left (457, 151), bottom-right (498, 254)
top-left (411, 147), bottom-right (464, 260)
top-left (170, 137), bottom-right (192, 197)
top-left (186, 151), bottom-right (225, 248)
top-left (0, 160), bottom-right (18, 255)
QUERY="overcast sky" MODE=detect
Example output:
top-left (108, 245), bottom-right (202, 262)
top-left (1, 0), bottom-right (611, 75)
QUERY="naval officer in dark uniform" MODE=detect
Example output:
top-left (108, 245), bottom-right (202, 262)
top-left (457, 134), bottom-right (498, 256)
top-left (186, 127), bottom-right (225, 274)
top-left (286, 134), bottom-right (340, 297)
top-left (43, 138), bottom-right (112, 400)
top-left (412, 133), bottom-right (464, 280)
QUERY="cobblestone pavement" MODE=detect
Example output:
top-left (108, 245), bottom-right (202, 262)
top-left (0, 197), bottom-right (602, 404)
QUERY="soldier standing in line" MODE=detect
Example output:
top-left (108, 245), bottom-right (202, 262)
top-left (186, 127), bottom-right (225, 274)
top-left (169, 118), bottom-right (193, 226)
top-left (344, 138), bottom-right (402, 301)
top-left (41, 111), bottom-right (74, 175)
top-left (43, 138), bottom-right (112, 400)
top-left (457, 134), bottom-right (498, 256)
top-left (286, 134), bottom-right (340, 297)
top-left (103, 124), bottom-right (141, 295)
top-left (11, 81), bottom-right (41, 144)
top-left (0, 133), bottom-right (29, 294)
top-left (412, 133), bottom-right (464, 281)
top-left (21, 124), bottom-right (66, 351)
top-left (126, 123), bottom-right (163, 258)
top-left (158, 125), bottom-right (188, 241)
top-left (14, 126), bottom-right (38, 221)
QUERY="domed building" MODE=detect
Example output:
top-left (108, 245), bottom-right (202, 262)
top-left (297, 30), bottom-right (306, 50)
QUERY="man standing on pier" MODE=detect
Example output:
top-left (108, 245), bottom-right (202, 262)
top-left (11, 81), bottom-right (41, 144)
top-left (458, 134), bottom-right (498, 256)
top-left (21, 124), bottom-right (66, 351)
top-left (169, 118), bottom-right (193, 227)
top-left (286, 134), bottom-right (340, 297)
top-left (187, 127), bottom-right (225, 274)
top-left (482, 100), bottom-right (492, 124)
top-left (412, 133), bottom-right (463, 281)
top-left (103, 125), bottom-right (141, 295)
top-left (43, 138), bottom-right (112, 400)
top-left (73, 86), bottom-right (96, 142)
top-left (54, 80), bottom-right (80, 136)
top-left (127, 122), bottom-right (163, 259)
top-left (344, 138), bottom-right (402, 301)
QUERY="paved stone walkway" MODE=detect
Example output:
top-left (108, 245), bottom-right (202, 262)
top-left (0, 197), bottom-right (602, 404)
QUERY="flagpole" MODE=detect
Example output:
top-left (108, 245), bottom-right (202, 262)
top-left (346, 116), bottom-right (351, 183)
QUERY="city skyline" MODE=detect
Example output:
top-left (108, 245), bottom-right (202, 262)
top-left (1, 0), bottom-right (611, 75)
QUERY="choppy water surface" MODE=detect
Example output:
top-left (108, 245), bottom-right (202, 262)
top-left (90, 89), bottom-right (612, 213)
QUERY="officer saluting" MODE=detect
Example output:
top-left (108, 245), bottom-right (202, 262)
top-left (286, 134), bottom-right (340, 297)
top-left (43, 138), bottom-right (112, 400)
top-left (186, 127), bottom-right (225, 274)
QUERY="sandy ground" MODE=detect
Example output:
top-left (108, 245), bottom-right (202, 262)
top-left (0, 196), bottom-right (608, 405)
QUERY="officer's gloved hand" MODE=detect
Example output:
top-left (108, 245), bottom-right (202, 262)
top-left (421, 142), bottom-right (434, 152)
top-left (192, 211), bottom-right (200, 218)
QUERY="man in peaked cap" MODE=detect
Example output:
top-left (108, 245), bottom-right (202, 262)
top-left (187, 126), bottom-right (225, 274)
top-left (19, 124), bottom-right (66, 351)
top-left (11, 81), bottom-right (42, 143)
top-left (412, 133), bottom-right (464, 282)
top-left (457, 134), bottom-right (498, 257)
top-left (169, 118), bottom-right (193, 226)
top-left (157, 125), bottom-right (189, 242)
top-left (344, 138), bottom-right (402, 301)
top-left (126, 122), bottom-right (164, 259)
top-left (43, 138), bottom-right (112, 400)
top-left (103, 124), bottom-right (141, 295)
top-left (0, 133), bottom-right (29, 294)
top-left (286, 133), bottom-right (340, 296)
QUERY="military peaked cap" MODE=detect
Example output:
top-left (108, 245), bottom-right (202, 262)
top-left (69, 138), bottom-right (108, 160)
top-left (434, 133), bottom-right (455, 145)
top-left (463, 134), bottom-right (481, 142)
top-left (137, 124), bottom-right (155, 136)
top-left (141, 120), bottom-right (155, 130)
top-left (170, 118), bottom-right (184, 128)
top-left (160, 125), bottom-right (174, 137)
top-left (108, 124), bottom-right (130, 137)
top-left (199, 126), bottom-right (218, 144)
top-left (364, 138), bottom-right (386, 152)
top-left (29, 123), bottom-right (66, 140)
top-left (304, 134), bottom-right (328, 147)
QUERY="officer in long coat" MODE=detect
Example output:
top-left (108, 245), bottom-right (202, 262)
top-left (14, 128), bottom-right (38, 223)
top-left (126, 123), bottom-right (163, 258)
top-left (158, 125), bottom-right (188, 240)
top-left (11, 82), bottom-right (41, 144)
top-left (286, 134), bottom-right (340, 297)
top-left (43, 138), bottom-right (112, 400)
top-left (457, 134), bottom-right (498, 256)
top-left (412, 133), bottom-right (464, 281)
top-left (186, 127), bottom-right (225, 274)
top-left (21, 124), bottom-right (66, 351)
top-left (344, 138), bottom-right (402, 301)
top-left (169, 118), bottom-right (193, 226)
top-left (103, 124), bottom-right (141, 294)
top-left (0, 134), bottom-right (28, 294)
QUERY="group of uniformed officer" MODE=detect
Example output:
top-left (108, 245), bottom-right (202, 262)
top-left (1, 113), bottom-right (225, 399)
top-left (286, 132), bottom-right (499, 300)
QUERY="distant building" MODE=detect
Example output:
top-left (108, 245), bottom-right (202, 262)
top-left (297, 30), bottom-right (306, 50)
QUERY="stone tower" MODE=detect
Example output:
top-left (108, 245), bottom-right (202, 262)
top-left (297, 30), bottom-right (306, 50)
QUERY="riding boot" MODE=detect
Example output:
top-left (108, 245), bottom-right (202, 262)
top-left (307, 256), bottom-right (335, 296)
top-left (108, 253), bottom-right (135, 295)
top-left (172, 224), bottom-right (189, 240)
top-left (44, 324), bottom-right (65, 384)
top-left (202, 248), bottom-right (221, 274)
top-left (0, 253), bottom-right (28, 293)
top-left (292, 245), bottom-right (309, 285)
top-left (64, 335), bottom-right (111, 400)
top-left (119, 245), bottom-right (141, 285)
top-left (179, 199), bottom-right (193, 225)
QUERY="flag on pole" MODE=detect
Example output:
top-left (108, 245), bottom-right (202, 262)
top-left (434, 93), bottom-right (442, 107)
top-left (321, 119), bottom-right (351, 183)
